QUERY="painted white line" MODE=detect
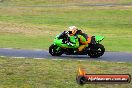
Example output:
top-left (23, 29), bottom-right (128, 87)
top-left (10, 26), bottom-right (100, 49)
top-left (34, 58), bottom-right (45, 59)
top-left (0, 56), bottom-right (6, 57)
top-left (78, 60), bottom-right (86, 61)
top-left (52, 59), bottom-right (64, 60)
top-left (117, 62), bottom-right (125, 63)
top-left (98, 60), bottom-right (107, 62)
top-left (0, 56), bottom-right (126, 63)
top-left (11, 57), bottom-right (26, 59)
top-left (33, 49), bottom-right (44, 51)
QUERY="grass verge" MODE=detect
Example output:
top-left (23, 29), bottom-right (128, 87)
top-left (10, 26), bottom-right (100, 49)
top-left (1, 0), bottom-right (132, 6)
top-left (0, 57), bottom-right (132, 88)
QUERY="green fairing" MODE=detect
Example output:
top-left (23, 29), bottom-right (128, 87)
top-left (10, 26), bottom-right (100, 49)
top-left (50, 33), bottom-right (105, 57)
top-left (54, 34), bottom-right (62, 46)
top-left (95, 36), bottom-right (104, 43)
top-left (54, 34), bottom-right (79, 48)
top-left (54, 34), bottom-right (104, 49)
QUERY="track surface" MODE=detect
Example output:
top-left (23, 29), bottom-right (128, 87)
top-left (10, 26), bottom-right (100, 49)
top-left (0, 48), bottom-right (132, 62)
top-left (3, 3), bottom-right (132, 8)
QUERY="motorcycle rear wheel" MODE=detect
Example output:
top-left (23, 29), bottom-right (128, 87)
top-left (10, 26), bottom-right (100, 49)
top-left (88, 44), bottom-right (105, 58)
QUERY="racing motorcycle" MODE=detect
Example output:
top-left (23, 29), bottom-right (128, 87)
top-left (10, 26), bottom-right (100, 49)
top-left (49, 31), bottom-right (105, 58)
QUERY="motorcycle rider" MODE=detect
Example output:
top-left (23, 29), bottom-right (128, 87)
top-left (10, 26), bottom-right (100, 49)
top-left (57, 26), bottom-right (79, 48)
top-left (67, 26), bottom-right (91, 53)
top-left (66, 26), bottom-right (78, 46)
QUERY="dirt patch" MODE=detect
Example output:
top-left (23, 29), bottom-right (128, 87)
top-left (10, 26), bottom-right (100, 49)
top-left (0, 22), bottom-right (60, 37)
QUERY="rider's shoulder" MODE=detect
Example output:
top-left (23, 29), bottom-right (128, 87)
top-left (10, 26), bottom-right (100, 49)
top-left (76, 30), bottom-right (82, 34)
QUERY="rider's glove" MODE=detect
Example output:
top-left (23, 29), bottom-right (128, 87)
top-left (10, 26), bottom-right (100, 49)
top-left (67, 42), bottom-right (74, 46)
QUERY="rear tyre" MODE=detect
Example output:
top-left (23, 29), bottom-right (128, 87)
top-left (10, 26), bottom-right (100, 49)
top-left (49, 44), bottom-right (64, 56)
top-left (88, 44), bottom-right (105, 58)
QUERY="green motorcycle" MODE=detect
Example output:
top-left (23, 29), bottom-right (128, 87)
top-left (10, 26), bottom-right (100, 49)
top-left (49, 31), bottom-right (105, 58)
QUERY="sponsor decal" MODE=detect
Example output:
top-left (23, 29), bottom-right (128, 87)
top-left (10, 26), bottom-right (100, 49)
top-left (76, 68), bottom-right (131, 85)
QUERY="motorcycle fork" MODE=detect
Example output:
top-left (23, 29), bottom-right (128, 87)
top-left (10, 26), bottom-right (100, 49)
top-left (56, 47), bottom-right (61, 51)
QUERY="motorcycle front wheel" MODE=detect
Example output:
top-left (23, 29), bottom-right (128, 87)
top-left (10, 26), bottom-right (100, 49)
top-left (49, 44), bottom-right (64, 56)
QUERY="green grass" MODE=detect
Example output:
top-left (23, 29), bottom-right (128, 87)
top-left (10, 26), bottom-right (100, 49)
top-left (0, 33), bottom-right (49, 49)
top-left (0, 57), bottom-right (131, 88)
top-left (0, 1), bottom-right (132, 52)
top-left (1, 0), bottom-right (132, 6)
top-left (0, 7), bottom-right (132, 52)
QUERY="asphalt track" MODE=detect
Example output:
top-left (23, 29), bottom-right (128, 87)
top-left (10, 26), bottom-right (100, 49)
top-left (3, 3), bottom-right (132, 8)
top-left (0, 48), bottom-right (132, 62)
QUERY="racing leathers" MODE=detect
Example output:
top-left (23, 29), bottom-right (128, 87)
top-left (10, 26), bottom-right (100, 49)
top-left (58, 30), bottom-right (91, 52)
top-left (76, 30), bottom-right (91, 52)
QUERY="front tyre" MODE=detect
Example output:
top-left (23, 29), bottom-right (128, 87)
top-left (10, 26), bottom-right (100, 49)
top-left (88, 44), bottom-right (105, 58)
top-left (49, 44), bottom-right (64, 56)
